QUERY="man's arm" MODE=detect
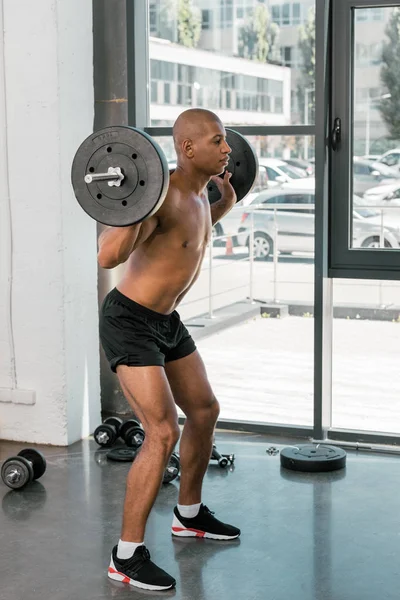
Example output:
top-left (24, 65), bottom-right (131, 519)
top-left (97, 216), bottom-right (159, 269)
top-left (209, 171), bottom-right (237, 225)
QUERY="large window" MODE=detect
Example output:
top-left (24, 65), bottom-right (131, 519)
top-left (149, 0), bottom-right (316, 126)
top-left (143, 3), bottom-right (318, 433)
top-left (150, 59), bottom-right (285, 122)
top-left (331, 3), bottom-right (400, 276)
top-left (126, 0), bottom-right (400, 446)
top-left (332, 278), bottom-right (400, 435)
top-left (271, 2), bottom-right (303, 26)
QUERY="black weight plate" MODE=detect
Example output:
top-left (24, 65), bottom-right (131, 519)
top-left (280, 444), bottom-right (346, 473)
top-left (120, 419), bottom-right (141, 440)
top-left (125, 426), bottom-right (145, 449)
top-left (107, 447), bottom-right (138, 462)
top-left (94, 423), bottom-right (117, 447)
top-left (1, 457), bottom-right (34, 489)
top-left (163, 453), bottom-right (180, 484)
top-left (104, 417), bottom-right (123, 432)
top-left (71, 126), bottom-right (170, 226)
top-left (207, 129), bottom-right (258, 205)
top-left (18, 449), bottom-right (47, 480)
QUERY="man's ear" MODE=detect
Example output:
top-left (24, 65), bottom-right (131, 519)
top-left (182, 139), bottom-right (194, 158)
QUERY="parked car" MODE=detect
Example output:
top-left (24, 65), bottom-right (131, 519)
top-left (284, 158), bottom-right (314, 177)
top-left (236, 188), bottom-right (400, 259)
top-left (360, 154), bottom-right (382, 162)
top-left (257, 158), bottom-right (309, 187)
top-left (353, 158), bottom-right (400, 194)
top-left (363, 182), bottom-right (400, 206)
top-left (214, 158), bottom-right (311, 239)
top-left (376, 148), bottom-right (400, 172)
top-left (243, 157), bottom-right (311, 207)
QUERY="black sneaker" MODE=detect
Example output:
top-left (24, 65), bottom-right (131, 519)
top-left (108, 545), bottom-right (176, 591)
top-left (171, 504), bottom-right (240, 540)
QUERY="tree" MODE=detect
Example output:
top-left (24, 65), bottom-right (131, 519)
top-left (298, 5), bottom-right (315, 86)
top-left (238, 4), bottom-right (280, 63)
top-left (297, 5), bottom-right (315, 125)
top-left (157, 0), bottom-right (178, 43)
top-left (177, 0), bottom-right (201, 49)
top-left (379, 8), bottom-right (400, 139)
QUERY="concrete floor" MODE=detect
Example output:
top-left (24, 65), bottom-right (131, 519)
top-left (1, 431), bottom-right (400, 600)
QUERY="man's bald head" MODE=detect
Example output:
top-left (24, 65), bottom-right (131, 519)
top-left (173, 109), bottom-right (224, 158)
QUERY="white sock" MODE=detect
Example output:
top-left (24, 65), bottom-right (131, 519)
top-left (117, 539), bottom-right (144, 560)
top-left (177, 502), bottom-right (201, 519)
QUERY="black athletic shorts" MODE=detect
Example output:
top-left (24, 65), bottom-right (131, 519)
top-left (99, 288), bottom-right (197, 372)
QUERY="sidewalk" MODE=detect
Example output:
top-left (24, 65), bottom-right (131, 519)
top-left (193, 314), bottom-right (400, 435)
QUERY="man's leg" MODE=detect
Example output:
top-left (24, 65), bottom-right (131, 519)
top-left (165, 350), bottom-right (240, 539)
top-left (165, 350), bottom-right (219, 506)
top-left (116, 365), bottom-right (180, 541)
top-left (107, 365), bottom-right (179, 590)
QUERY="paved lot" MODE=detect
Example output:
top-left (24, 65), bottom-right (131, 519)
top-left (191, 315), bottom-right (400, 435)
top-left (178, 247), bottom-right (400, 322)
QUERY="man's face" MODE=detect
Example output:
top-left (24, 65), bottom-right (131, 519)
top-left (192, 120), bottom-right (232, 176)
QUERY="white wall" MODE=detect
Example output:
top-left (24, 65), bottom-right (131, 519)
top-left (0, 0), bottom-right (100, 445)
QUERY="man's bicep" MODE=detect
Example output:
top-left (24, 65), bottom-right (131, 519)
top-left (210, 201), bottom-right (232, 225)
top-left (133, 216), bottom-right (159, 248)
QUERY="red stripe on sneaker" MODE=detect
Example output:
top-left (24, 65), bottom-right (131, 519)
top-left (172, 526), bottom-right (205, 537)
top-left (108, 567), bottom-right (131, 583)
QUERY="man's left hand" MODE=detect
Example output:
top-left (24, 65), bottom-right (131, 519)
top-left (210, 171), bottom-right (237, 205)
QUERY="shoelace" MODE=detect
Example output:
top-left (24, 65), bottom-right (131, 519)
top-left (202, 505), bottom-right (215, 516)
top-left (136, 546), bottom-right (151, 562)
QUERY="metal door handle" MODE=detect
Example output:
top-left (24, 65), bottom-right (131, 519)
top-left (331, 117), bottom-right (341, 151)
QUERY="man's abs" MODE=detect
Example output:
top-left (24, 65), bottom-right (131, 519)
top-left (117, 241), bottom-right (206, 314)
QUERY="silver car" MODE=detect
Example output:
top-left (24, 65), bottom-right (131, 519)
top-left (353, 158), bottom-right (400, 195)
top-left (236, 188), bottom-right (400, 259)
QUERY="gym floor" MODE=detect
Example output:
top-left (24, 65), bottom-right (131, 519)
top-left (0, 430), bottom-right (399, 600)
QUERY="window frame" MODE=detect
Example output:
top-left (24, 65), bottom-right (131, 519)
top-left (124, 0), bottom-right (400, 449)
top-left (331, 0), bottom-right (400, 280)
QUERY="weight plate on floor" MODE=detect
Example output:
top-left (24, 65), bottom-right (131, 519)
top-left (280, 444), bottom-right (347, 473)
top-left (207, 129), bottom-right (258, 205)
top-left (1, 457), bottom-right (34, 489)
top-left (71, 126), bottom-right (170, 226)
top-left (18, 449), bottom-right (47, 480)
top-left (163, 453), bottom-right (180, 484)
top-left (107, 447), bottom-right (138, 462)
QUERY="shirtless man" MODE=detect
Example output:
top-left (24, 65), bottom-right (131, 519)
top-left (98, 108), bottom-right (240, 591)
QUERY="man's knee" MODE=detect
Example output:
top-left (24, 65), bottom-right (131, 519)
top-left (210, 397), bottom-right (220, 423)
top-left (187, 395), bottom-right (220, 427)
top-left (147, 420), bottom-right (180, 452)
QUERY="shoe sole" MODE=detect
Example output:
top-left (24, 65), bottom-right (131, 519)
top-left (171, 514), bottom-right (240, 540)
top-left (108, 561), bottom-right (175, 591)
top-left (171, 526), bottom-right (239, 540)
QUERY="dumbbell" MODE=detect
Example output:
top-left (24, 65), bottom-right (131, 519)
top-left (93, 417), bottom-right (123, 448)
top-left (211, 444), bottom-right (235, 469)
top-left (120, 419), bottom-right (146, 449)
top-left (1, 448), bottom-right (47, 490)
top-left (106, 447), bottom-right (180, 485)
top-left (163, 452), bottom-right (180, 484)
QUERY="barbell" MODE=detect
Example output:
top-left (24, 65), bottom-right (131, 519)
top-left (71, 125), bottom-right (259, 227)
